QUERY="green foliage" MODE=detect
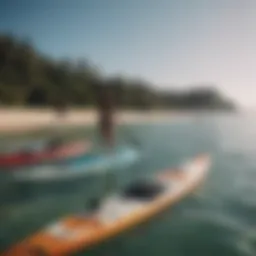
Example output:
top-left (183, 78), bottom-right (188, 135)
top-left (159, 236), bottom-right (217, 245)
top-left (0, 34), bottom-right (235, 110)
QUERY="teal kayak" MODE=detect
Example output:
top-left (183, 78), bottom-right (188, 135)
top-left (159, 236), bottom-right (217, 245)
top-left (12, 146), bottom-right (140, 182)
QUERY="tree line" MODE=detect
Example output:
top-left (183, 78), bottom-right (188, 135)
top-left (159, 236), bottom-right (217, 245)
top-left (0, 34), bottom-right (235, 110)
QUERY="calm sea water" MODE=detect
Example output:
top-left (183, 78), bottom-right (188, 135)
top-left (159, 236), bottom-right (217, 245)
top-left (1, 114), bottom-right (256, 256)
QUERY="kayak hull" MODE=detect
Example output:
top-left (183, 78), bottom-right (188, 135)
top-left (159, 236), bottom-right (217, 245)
top-left (12, 146), bottom-right (140, 182)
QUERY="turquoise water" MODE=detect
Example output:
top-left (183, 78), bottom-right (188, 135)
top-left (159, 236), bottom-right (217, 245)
top-left (1, 114), bottom-right (256, 256)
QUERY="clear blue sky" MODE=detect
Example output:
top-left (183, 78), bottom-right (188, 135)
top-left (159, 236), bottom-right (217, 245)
top-left (1, 0), bottom-right (256, 107)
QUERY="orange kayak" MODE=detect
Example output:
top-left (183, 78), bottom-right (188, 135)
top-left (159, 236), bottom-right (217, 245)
top-left (2, 154), bottom-right (211, 256)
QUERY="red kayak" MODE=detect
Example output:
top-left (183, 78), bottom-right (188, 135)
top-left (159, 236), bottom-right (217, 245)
top-left (0, 141), bottom-right (91, 168)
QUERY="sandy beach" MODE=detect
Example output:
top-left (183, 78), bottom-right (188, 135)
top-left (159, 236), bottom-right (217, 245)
top-left (0, 108), bottom-right (177, 134)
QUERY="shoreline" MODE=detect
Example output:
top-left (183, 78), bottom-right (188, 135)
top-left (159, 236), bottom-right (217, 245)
top-left (0, 108), bottom-right (237, 135)
top-left (0, 108), bottom-right (179, 134)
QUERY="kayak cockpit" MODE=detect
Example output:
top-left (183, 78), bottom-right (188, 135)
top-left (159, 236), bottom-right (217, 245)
top-left (122, 179), bottom-right (165, 200)
top-left (94, 180), bottom-right (167, 224)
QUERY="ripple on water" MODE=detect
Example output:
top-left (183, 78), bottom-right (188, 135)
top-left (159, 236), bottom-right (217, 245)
top-left (1, 118), bottom-right (256, 256)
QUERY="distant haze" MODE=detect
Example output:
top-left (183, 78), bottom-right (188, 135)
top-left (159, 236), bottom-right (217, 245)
top-left (1, 0), bottom-right (256, 108)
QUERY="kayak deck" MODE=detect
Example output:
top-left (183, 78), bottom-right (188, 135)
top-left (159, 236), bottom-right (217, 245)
top-left (0, 141), bottom-right (90, 168)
